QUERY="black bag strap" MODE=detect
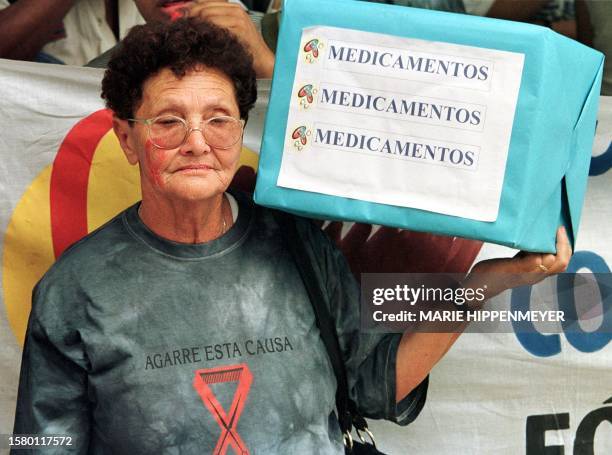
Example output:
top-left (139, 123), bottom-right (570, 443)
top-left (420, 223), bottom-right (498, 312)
top-left (273, 211), bottom-right (370, 445)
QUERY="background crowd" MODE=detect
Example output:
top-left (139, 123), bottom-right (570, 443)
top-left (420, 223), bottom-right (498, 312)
top-left (0, 0), bottom-right (609, 94)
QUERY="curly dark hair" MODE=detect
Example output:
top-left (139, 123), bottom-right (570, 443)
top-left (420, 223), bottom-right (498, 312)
top-left (101, 20), bottom-right (257, 121)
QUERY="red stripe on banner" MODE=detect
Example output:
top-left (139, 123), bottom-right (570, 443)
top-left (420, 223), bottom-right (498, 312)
top-left (50, 109), bottom-right (113, 258)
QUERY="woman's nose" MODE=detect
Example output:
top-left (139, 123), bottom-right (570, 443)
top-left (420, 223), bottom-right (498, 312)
top-left (180, 127), bottom-right (211, 155)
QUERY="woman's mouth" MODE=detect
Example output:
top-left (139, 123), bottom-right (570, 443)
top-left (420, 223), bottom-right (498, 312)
top-left (175, 164), bottom-right (213, 173)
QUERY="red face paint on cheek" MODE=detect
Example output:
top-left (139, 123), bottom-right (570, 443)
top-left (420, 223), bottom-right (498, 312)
top-left (144, 139), bottom-right (167, 188)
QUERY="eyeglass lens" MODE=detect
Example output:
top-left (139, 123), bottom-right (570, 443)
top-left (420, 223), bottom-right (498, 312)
top-left (148, 116), bottom-right (242, 149)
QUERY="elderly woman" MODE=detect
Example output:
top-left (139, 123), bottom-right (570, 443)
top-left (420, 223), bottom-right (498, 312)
top-left (13, 20), bottom-right (570, 454)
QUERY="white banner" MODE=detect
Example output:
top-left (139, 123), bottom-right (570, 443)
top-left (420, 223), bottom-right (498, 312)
top-left (0, 59), bottom-right (610, 454)
top-left (372, 96), bottom-right (612, 454)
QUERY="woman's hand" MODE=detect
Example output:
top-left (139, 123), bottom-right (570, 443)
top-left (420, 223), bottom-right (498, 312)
top-left (463, 226), bottom-right (572, 300)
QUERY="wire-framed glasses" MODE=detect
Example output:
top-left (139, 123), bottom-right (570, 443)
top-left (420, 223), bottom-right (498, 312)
top-left (128, 115), bottom-right (245, 150)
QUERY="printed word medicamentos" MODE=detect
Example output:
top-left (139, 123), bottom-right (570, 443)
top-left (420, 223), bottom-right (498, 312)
top-left (320, 87), bottom-right (483, 127)
top-left (315, 127), bottom-right (478, 169)
top-left (328, 44), bottom-right (490, 82)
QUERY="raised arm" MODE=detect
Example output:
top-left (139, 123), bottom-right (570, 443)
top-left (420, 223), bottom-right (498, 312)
top-left (0, 0), bottom-right (74, 60)
top-left (395, 226), bottom-right (572, 401)
top-left (187, 0), bottom-right (275, 78)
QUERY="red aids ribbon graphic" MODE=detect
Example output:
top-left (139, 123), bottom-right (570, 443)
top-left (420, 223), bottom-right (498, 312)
top-left (193, 364), bottom-right (253, 455)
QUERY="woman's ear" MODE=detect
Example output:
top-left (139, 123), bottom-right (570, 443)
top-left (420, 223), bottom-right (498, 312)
top-left (113, 117), bottom-right (139, 165)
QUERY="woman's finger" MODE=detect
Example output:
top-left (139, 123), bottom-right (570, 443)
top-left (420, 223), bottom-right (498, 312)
top-left (552, 226), bottom-right (572, 272)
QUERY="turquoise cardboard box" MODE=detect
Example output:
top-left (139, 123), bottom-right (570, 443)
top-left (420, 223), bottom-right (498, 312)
top-left (254, 0), bottom-right (604, 252)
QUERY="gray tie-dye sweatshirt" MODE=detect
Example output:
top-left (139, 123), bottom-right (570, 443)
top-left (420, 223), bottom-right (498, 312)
top-left (13, 190), bottom-right (427, 454)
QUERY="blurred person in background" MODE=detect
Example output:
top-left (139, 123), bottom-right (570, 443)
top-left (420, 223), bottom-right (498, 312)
top-left (531, 0), bottom-right (576, 37)
top-left (363, 0), bottom-right (466, 13)
top-left (575, 0), bottom-right (611, 95)
top-left (364, 0), bottom-right (560, 24)
top-left (465, 0), bottom-right (578, 38)
top-left (88, 0), bottom-right (276, 78)
top-left (464, 0), bottom-right (547, 20)
top-left (322, 1), bottom-right (578, 41)
top-left (0, 0), bottom-right (144, 65)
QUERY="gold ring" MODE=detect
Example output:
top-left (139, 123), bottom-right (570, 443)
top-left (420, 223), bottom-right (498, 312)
top-left (538, 264), bottom-right (549, 273)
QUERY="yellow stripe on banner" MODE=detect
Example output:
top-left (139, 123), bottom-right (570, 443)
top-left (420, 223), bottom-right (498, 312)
top-left (3, 166), bottom-right (55, 346)
top-left (87, 130), bottom-right (141, 232)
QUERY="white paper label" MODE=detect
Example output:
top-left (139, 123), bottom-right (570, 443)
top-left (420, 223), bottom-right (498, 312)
top-left (277, 26), bottom-right (525, 221)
